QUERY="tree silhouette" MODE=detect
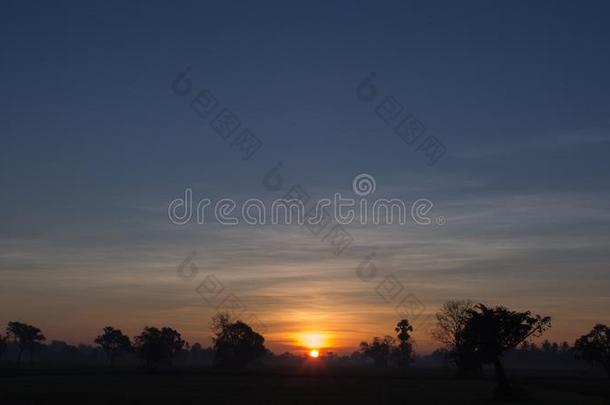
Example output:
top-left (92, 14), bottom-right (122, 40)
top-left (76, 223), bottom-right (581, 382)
top-left (211, 313), bottom-right (266, 369)
top-left (394, 319), bottom-right (413, 367)
top-left (431, 299), bottom-right (480, 376)
top-left (134, 326), bottom-right (186, 370)
top-left (359, 336), bottom-right (395, 367)
top-left (94, 326), bottom-right (133, 365)
top-left (6, 321), bottom-right (46, 364)
top-left (460, 304), bottom-right (551, 398)
top-left (574, 324), bottom-right (610, 376)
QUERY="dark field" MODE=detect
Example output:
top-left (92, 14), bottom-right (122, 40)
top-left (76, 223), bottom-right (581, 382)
top-left (1, 369), bottom-right (608, 405)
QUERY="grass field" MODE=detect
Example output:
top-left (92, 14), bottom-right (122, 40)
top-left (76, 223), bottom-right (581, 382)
top-left (1, 368), bottom-right (608, 405)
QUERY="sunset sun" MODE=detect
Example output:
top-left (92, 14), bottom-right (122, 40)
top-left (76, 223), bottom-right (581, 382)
top-left (309, 349), bottom-right (319, 358)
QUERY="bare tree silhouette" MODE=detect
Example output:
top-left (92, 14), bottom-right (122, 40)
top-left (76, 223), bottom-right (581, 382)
top-left (574, 324), bottom-right (610, 377)
top-left (432, 299), bottom-right (480, 376)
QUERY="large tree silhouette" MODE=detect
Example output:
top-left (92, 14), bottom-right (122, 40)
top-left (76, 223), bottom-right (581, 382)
top-left (394, 319), bottom-right (414, 367)
top-left (359, 336), bottom-right (395, 368)
top-left (211, 313), bottom-right (266, 369)
top-left (432, 299), bottom-right (481, 376)
top-left (574, 324), bottom-right (610, 376)
top-left (460, 304), bottom-right (551, 397)
top-left (6, 321), bottom-right (46, 364)
top-left (94, 326), bottom-right (133, 365)
top-left (134, 326), bottom-right (186, 370)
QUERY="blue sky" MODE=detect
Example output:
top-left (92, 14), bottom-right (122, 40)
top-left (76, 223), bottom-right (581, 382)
top-left (1, 0), bottom-right (610, 352)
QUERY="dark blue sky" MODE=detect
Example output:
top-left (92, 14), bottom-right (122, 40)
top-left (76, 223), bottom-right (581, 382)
top-left (1, 0), bottom-right (609, 351)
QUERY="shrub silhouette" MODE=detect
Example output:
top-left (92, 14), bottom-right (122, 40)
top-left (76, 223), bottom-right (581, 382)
top-left (359, 336), bottom-right (395, 368)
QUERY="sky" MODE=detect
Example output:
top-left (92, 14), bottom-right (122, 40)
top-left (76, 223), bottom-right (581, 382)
top-left (1, 0), bottom-right (610, 354)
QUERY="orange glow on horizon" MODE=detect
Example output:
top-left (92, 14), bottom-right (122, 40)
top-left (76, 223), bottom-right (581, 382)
top-left (296, 332), bottom-right (330, 350)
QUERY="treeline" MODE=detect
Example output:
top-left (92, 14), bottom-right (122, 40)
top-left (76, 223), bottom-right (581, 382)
top-left (1, 301), bottom-right (609, 396)
top-left (503, 340), bottom-right (584, 369)
top-left (0, 314), bottom-right (264, 370)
